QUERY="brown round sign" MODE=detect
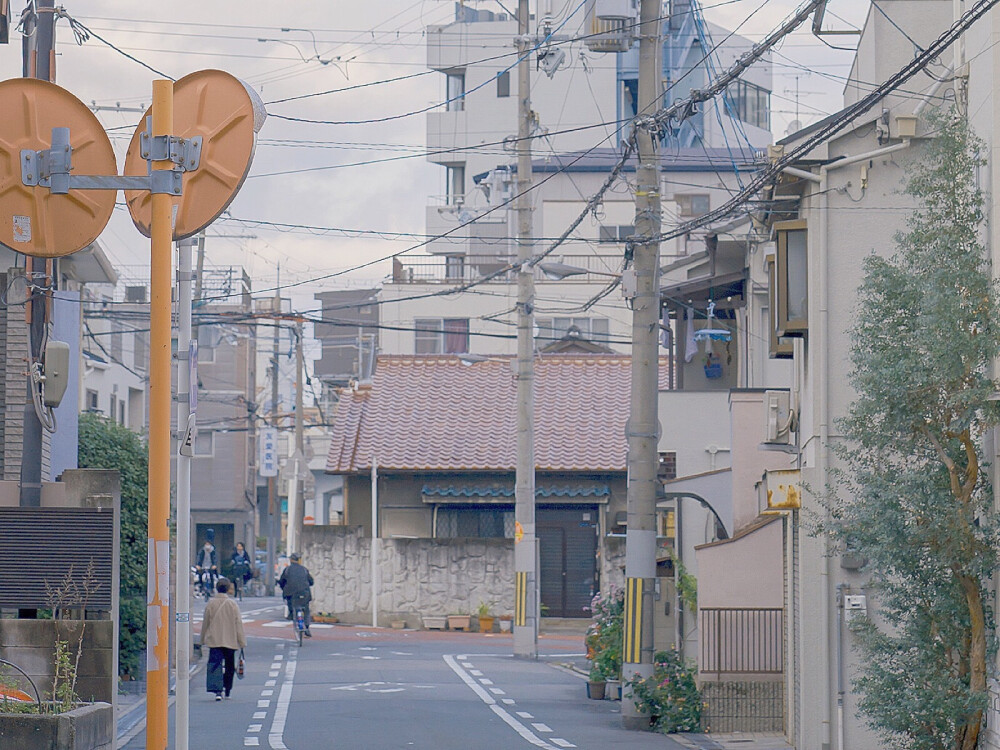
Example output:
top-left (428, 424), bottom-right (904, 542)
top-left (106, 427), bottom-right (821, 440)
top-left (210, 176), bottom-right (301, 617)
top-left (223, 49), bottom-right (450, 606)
top-left (0, 79), bottom-right (117, 258)
top-left (124, 70), bottom-right (264, 240)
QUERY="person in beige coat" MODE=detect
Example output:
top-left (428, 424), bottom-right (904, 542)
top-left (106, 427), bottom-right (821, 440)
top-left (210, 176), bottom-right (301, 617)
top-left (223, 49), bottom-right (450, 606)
top-left (201, 578), bottom-right (246, 700)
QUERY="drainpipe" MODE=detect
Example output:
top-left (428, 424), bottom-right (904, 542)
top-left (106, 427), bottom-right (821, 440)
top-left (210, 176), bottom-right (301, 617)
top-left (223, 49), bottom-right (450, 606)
top-left (913, 66), bottom-right (953, 118)
top-left (836, 583), bottom-right (847, 750)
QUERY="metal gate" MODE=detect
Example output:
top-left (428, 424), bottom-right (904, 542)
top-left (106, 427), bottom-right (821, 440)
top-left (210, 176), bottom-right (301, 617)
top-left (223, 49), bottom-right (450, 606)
top-left (537, 506), bottom-right (598, 618)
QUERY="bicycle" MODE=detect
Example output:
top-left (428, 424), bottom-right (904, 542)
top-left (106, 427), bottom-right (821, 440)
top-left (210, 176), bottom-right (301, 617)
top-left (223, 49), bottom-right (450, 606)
top-left (291, 595), bottom-right (310, 646)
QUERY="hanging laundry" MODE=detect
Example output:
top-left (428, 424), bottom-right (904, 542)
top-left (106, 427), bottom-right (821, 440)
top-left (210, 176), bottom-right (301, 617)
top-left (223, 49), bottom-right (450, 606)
top-left (684, 307), bottom-right (698, 363)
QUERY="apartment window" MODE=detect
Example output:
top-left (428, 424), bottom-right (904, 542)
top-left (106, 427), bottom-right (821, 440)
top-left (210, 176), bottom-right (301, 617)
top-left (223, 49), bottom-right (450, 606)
top-left (599, 224), bottom-right (634, 243)
top-left (774, 220), bottom-right (808, 337)
top-left (109, 395), bottom-right (116, 422)
top-left (110, 322), bottom-right (123, 362)
top-left (86, 389), bottom-right (98, 411)
top-left (436, 506), bottom-right (515, 538)
top-left (119, 400), bottom-right (125, 426)
top-left (676, 194), bottom-right (710, 217)
top-left (197, 324), bottom-right (221, 363)
top-left (497, 70), bottom-right (510, 98)
top-left (766, 258), bottom-right (793, 359)
top-left (536, 317), bottom-right (609, 343)
top-left (445, 255), bottom-right (465, 280)
top-left (446, 72), bottom-right (465, 111)
top-left (134, 331), bottom-right (147, 371)
top-left (415, 318), bottom-right (470, 354)
top-left (725, 80), bottom-right (770, 130)
top-left (445, 165), bottom-right (465, 205)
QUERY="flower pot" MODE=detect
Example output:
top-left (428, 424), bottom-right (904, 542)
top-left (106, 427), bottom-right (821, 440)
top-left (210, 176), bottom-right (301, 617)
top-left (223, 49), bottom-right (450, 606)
top-left (605, 679), bottom-right (621, 701)
top-left (477, 616), bottom-right (495, 633)
top-left (586, 681), bottom-right (606, 700)
top-left (498, 618), bottom-right (512, 633)
top-left (422, 615), bottom-right (447, 630)
top-left (390, 619), bottom-right (406, 630)
top-left (447, 615), bottom-right (471, 631)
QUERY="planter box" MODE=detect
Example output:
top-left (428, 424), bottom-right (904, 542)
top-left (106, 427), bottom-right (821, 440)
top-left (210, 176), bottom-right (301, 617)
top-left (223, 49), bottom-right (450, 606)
top-left (423, 616), bottom-right (447, 630)
top-left (498, 618), bottom-right (512, 633)
top-left (447, 615), bottom-right (471, 631)
top-left (605, 679), bottom-right (621, 701)
top-left (390, 619), bottom-right (406, 630)
top-left (312, 614), bottom-right (339, 624)
top-left (0, 702), bottom-right (113, 749)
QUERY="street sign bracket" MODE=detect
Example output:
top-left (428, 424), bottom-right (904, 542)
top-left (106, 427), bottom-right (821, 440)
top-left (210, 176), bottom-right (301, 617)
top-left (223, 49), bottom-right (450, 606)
top-left (21, 128), bottom-right (201, 195)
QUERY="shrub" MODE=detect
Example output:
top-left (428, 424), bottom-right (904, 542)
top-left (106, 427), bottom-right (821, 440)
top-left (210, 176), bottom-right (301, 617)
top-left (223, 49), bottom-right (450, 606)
top-left (628, 649), bottom-right (702, 733)
top-left (78, 413), bottom-right (148, 679)
top-left (585, 586), bottom-right (624, 680)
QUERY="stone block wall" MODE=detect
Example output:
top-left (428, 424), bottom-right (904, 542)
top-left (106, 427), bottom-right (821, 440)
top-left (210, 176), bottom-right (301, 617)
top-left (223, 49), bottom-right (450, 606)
top-left (301, 526), bottom-right (515, 626)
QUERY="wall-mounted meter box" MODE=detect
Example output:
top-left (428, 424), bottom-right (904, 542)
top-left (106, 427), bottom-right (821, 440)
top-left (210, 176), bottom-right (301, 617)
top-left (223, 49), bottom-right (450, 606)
top-left (844, 594), bottom-right (867, 622)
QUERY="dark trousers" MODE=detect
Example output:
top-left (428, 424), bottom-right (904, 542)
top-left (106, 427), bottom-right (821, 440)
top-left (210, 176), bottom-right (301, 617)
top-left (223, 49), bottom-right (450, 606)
top-left (207, 647), bottom-right (236, 696)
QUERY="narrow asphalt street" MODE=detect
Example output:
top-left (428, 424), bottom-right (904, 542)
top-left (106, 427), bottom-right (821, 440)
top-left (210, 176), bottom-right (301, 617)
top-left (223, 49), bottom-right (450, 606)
top-left (118, 595), bottom-right (684, 750)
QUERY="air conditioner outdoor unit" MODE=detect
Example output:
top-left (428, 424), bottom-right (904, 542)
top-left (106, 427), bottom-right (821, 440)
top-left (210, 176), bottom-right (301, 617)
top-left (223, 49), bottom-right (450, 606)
top-left (764, 389), bottom-right (791, 444)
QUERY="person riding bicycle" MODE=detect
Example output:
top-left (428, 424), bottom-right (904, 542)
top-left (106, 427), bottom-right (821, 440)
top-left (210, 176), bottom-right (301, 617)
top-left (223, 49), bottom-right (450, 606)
top-left (230, 542), bottom-right (253, 600)
top-left (278, 552), bottom-right (314, 637)
top-left (195, 538), bottom-right (218, 592)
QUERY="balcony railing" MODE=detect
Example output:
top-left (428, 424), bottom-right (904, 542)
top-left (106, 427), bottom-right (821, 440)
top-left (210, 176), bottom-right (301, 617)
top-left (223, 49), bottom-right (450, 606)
top-left (390, 254), bottom-right (622, 285)
top-left (700, 607), bottom-right (783, 675)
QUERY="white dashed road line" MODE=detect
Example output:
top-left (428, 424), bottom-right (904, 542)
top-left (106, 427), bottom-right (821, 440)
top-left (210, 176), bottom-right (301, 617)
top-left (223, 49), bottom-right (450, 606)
top-left (443, 654), bottom-right (576, 750)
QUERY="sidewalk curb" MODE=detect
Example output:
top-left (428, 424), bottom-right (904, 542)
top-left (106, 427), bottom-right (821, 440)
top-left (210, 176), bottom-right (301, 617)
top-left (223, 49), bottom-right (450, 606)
top-left (116, 662), bottom-right (203, 745)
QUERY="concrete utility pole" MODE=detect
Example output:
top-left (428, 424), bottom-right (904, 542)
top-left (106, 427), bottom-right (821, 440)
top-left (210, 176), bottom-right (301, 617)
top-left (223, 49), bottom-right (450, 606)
top-left (621, 0), bottom-right (662, 729)
top-left (287, 318), bottom-right (305, 553)
top-left (513, 0), bottom-right (538, 660)
top-left (19, 0), bottom-right (56, 508)
top-left (266, 271), bottom-right (280, 596)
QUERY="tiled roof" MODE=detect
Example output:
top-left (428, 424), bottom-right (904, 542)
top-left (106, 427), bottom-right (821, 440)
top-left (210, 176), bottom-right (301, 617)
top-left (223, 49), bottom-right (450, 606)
top-left (422, 484), bottom-right (611, 499)
top-left (326, 354), bottom-right (670, 473)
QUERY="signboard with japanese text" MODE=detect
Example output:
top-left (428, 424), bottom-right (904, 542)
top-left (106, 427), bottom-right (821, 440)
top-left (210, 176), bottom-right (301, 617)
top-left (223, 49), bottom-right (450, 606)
top-left (259, 426), bottom-right (278, 477)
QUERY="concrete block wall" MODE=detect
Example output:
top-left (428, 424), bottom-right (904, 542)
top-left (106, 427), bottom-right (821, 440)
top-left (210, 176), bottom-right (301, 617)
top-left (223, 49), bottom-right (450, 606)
top-left (0, 619), bottom-right (115, 704)
top-left (301, 525), bottom-right (514, 626)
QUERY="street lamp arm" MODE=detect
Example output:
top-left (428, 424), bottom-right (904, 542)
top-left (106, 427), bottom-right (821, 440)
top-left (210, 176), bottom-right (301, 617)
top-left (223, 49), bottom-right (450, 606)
top-left (659, 490), bottom-right (730, 540)
top-left (537, 261), bottom-right (623, 281)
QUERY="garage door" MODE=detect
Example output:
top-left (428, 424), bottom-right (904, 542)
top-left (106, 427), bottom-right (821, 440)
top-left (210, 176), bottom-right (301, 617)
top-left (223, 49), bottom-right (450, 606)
top-left (538, 506), bottom-right (598, 618)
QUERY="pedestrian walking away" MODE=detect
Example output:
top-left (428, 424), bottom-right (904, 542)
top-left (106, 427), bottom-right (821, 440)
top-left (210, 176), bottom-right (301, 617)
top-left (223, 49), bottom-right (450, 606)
top-left (200, 577), bottom-right (246, 701)
top-left (278, 552), bottom-right (314, 637)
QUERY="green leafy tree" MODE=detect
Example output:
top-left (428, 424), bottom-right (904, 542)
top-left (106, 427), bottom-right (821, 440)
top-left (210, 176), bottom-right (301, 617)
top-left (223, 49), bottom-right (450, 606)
top-left (827, 111), bottom-right (1000, 750)
top-left (78, 413), bottom-right (148, 679)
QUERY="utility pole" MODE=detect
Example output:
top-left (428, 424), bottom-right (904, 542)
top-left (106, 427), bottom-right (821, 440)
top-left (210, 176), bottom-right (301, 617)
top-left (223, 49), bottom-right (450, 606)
top-left (622, 0), bottom-right (662, 729)
top-left (173, 236), bottom-right (196, 750)
top-left (265, 269), bottom-right (280, 596)
top-left (287, 319), bottom-right (305, 553)
top-left (19, 0), bottom-right (55, 508)
top-left (513, 0), bottom-right (538, 660)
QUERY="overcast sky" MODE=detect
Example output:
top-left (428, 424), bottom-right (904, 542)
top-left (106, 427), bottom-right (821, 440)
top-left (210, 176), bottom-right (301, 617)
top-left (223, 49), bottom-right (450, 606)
top-left (0, 0), bottom-right (869, 318)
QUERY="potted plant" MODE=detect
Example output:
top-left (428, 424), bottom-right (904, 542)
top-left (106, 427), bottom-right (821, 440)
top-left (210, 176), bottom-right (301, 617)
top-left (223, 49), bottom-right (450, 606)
top-left (498, 614), bottom-right (512, 633)
top-left (586, 666), bottom-right (606, 700)
top-left (476, 601), bottom-right (495, 633)
top-left (584, 587), bottom-right (624, 700)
